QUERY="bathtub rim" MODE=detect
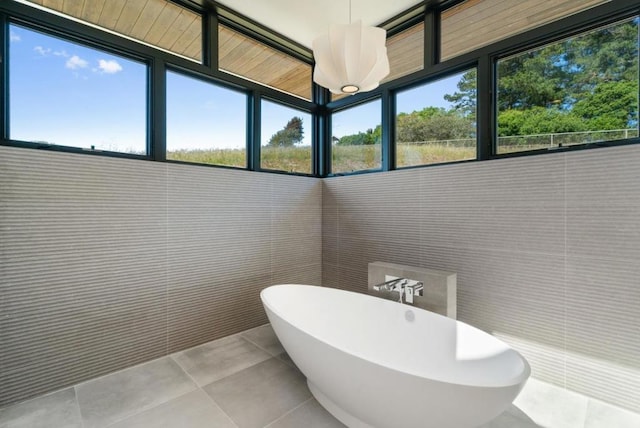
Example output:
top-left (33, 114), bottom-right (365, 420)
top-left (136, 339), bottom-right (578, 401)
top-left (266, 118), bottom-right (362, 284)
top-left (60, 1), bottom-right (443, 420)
top-left (261, 283), bottom-right (531, 389)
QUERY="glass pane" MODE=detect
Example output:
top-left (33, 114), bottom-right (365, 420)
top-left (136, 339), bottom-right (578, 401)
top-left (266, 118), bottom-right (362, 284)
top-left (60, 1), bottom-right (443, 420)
top-left (166, 71), bottom-right (246, 168)
top-left (332, 99), bottom-right (382, 173)
top-left (22, 0), bottom-right (203, 62)
top-left (261, 100), bottom-right (312, 174)
top-left (9, 24), bottom-right (147, 154)
top-left (441, 0), bottom-right (610, 61)
top-left (396, 70), bottom-right (477, 167)
top-left (497, 18), bottom-right (639, 154)
top-left (219, 25), bottom-right (312, 101)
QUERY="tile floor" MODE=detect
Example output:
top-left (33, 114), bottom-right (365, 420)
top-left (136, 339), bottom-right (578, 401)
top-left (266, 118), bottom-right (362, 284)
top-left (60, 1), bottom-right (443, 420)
top-left (1, 324), bottom-right (639, 428)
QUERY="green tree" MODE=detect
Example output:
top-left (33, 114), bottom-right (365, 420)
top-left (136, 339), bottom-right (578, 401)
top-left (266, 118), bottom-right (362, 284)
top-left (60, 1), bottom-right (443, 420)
top-left (396, 107), bottom-right (474, 142)
top-left (268, 116), bottom-right (304, 147)
top-left (518, 108), bottom-right (587, 135)
top-left (444, 69), bottom-right (477, 119)
top-left (336, 127), bottom-right (381, 145)
top-left (564, 19), bottom-right (639, 97)
top-left (571, 81), bottom-right (638, 130)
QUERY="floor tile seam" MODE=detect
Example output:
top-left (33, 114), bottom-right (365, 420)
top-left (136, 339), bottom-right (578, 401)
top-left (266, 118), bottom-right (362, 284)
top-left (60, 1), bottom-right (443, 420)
top-left (72, 386), bottom-right (86, 428)
top-left (195, 353), bottom-right (283, 391)
top-left (262, 397), bottom-right (315, 428)
top-left (171, 339), bottom-right (273, 389)
top-left (236, 333), bottom-right (297, 369)
top-left (169, 353), bottom-right (203, 387)
top-left (0, 385), bottom-right (74, 413)
top-left (98, 389), bottom-right (199, 428)
top-left (238, 331), bottom-right (281, 358)
top-left (198, 386), bottom-right (240, 428)
top-left (76, 356), bottom-right (200, 428)
top-left (72, 354), bottom-right (180, 390)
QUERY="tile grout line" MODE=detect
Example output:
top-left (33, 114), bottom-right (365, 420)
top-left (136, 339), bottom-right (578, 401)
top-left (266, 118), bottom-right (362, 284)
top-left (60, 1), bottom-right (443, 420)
top-left (198, 388), bottom-right (240, 428)
top-left (563, 152), bottom-right (568, 393)
top-left (100, 389), bottom-right (197, 428)
top-left (169, 353), bottom-right (240, 428)
top-left (262, 397), bottom-right (315, 428)
top-left (239, 329), bottom-right (297, 369)
top-left (72, 354), bottom-right (179, 389)
top-left (239, 327), bottom-right (280, 357)
top-left (169, 353), bottom-right (203, 388)
top-left (165, 163), bottom-right (170, 358)
top-left (73, 386), bottom-right (86, 428)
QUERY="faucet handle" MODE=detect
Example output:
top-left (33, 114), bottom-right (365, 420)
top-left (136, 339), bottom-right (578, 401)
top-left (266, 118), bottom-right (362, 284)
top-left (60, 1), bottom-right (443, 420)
top-left (404, 281), bottom-right (424, 304)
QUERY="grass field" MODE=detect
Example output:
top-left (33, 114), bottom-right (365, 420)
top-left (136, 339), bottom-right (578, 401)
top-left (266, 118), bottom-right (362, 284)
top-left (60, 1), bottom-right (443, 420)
top-left (167, 143), bottom-right (481, 173)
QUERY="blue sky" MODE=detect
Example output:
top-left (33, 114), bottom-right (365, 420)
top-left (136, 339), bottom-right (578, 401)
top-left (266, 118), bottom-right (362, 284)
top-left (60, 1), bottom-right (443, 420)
top-left (10, 24), bottom-right (465, 152)
top-left (10, 24), bottom-right (147, 153)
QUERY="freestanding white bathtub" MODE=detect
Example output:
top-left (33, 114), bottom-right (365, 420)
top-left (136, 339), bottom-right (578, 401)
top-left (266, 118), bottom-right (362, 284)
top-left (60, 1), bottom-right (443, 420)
top-left (261, 284), bottom-right (530, 428)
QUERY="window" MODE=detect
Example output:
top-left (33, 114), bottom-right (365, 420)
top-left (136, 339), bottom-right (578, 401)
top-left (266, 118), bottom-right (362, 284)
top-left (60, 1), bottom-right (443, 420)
top-left (219, 25), bottom-right (313, 101)
top-left (9, 24), bottom-right (147, 154)
top-left (440, 0), bottom-right (610, 61)
top-left (261, 100), bottom-right (312, 174)
top-left (396, 70), bottom-right (476, 168)
top-left (496, 18), bottom-right (639, 154)
top-left (21, 0), bottom-right (203, 62)
top-left (166, 71), bottom-right (247, 168)
top-left (332, 99), bottom-right (382, 174)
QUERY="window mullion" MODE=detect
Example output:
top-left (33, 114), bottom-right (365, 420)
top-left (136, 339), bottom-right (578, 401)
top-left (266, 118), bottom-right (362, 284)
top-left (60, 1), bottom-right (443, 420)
top-left (477, 55), bottom-right (492, 160)
top-left (151, 58), bottom-right (166, 161)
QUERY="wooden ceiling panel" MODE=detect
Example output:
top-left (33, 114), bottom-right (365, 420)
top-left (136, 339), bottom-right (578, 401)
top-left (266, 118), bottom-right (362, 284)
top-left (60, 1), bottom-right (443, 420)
top-left (129, 1), bottom-right (165, 41)
top-left (169, 16), bottom-right (202, 56)
top-left (25, 0), bottom-right (203, 62)
top-left (218, 25), bottom-right (313, 100)
top-left (383, 21), bottom-right (424, 83)
top-left (97, 0), bottom-right (126, 29)
top-left (144, 4), bottom-right (181, 45)
top-left (441, 0), bottom-right (610, 61)
top-left (62, 0), bottom-right (83, 18)
top-left (113, 1), bottom-right (148, 37)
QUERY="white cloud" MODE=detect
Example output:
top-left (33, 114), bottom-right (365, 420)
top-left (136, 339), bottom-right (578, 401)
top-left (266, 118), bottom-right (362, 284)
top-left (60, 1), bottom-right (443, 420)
top-left (97, 59), bottom-right (123, 74)
top-left (10, 31), bottom-right (20, 42)
top-left (54, 50), bottom-right (69, 57)
top-left (66, 55), bottom-right (88, 70)
top-left (34, 46), bottom-right (51, 56)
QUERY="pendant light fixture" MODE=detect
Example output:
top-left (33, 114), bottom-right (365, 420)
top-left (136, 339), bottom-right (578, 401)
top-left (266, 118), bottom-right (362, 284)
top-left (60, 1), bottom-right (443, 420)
top-left (312, 0), bottom-right (390, 95)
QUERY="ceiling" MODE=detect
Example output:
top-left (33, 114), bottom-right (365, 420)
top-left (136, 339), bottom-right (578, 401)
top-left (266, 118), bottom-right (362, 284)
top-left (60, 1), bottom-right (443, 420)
top-left (214, 0), bottom-right (424, 49)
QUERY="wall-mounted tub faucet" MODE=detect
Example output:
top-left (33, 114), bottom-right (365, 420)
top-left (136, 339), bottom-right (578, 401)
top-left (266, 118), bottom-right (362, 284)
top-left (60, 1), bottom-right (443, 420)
top-left (372, 277), bottom-right (423, 304)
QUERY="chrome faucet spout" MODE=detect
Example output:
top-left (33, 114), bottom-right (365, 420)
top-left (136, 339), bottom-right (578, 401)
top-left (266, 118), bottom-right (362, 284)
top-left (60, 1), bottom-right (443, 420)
top-left (372, 277), bottom-right (405, 292)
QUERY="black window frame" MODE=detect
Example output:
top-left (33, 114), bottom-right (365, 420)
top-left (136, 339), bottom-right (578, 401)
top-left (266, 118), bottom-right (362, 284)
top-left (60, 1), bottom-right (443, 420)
top-left (164, 64), bottom-right (251, 170)
top-left (3, 14), bottom-right (155, 160)
top-left (257, 95), bottom-right (316, 175)
top-left (0, 0), bottom-right (637, 178)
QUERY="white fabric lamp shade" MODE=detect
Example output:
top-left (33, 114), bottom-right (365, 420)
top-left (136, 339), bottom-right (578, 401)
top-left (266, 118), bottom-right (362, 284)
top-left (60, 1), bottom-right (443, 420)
top-left (312, 20), bottom-right (390, 95)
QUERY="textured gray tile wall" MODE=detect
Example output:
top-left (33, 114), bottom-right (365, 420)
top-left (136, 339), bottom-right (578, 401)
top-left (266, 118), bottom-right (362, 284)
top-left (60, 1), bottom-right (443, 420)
top-left (0, 146), bottom-right (321, 406)
top-left (322, 145), bottom-right (640, 413)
